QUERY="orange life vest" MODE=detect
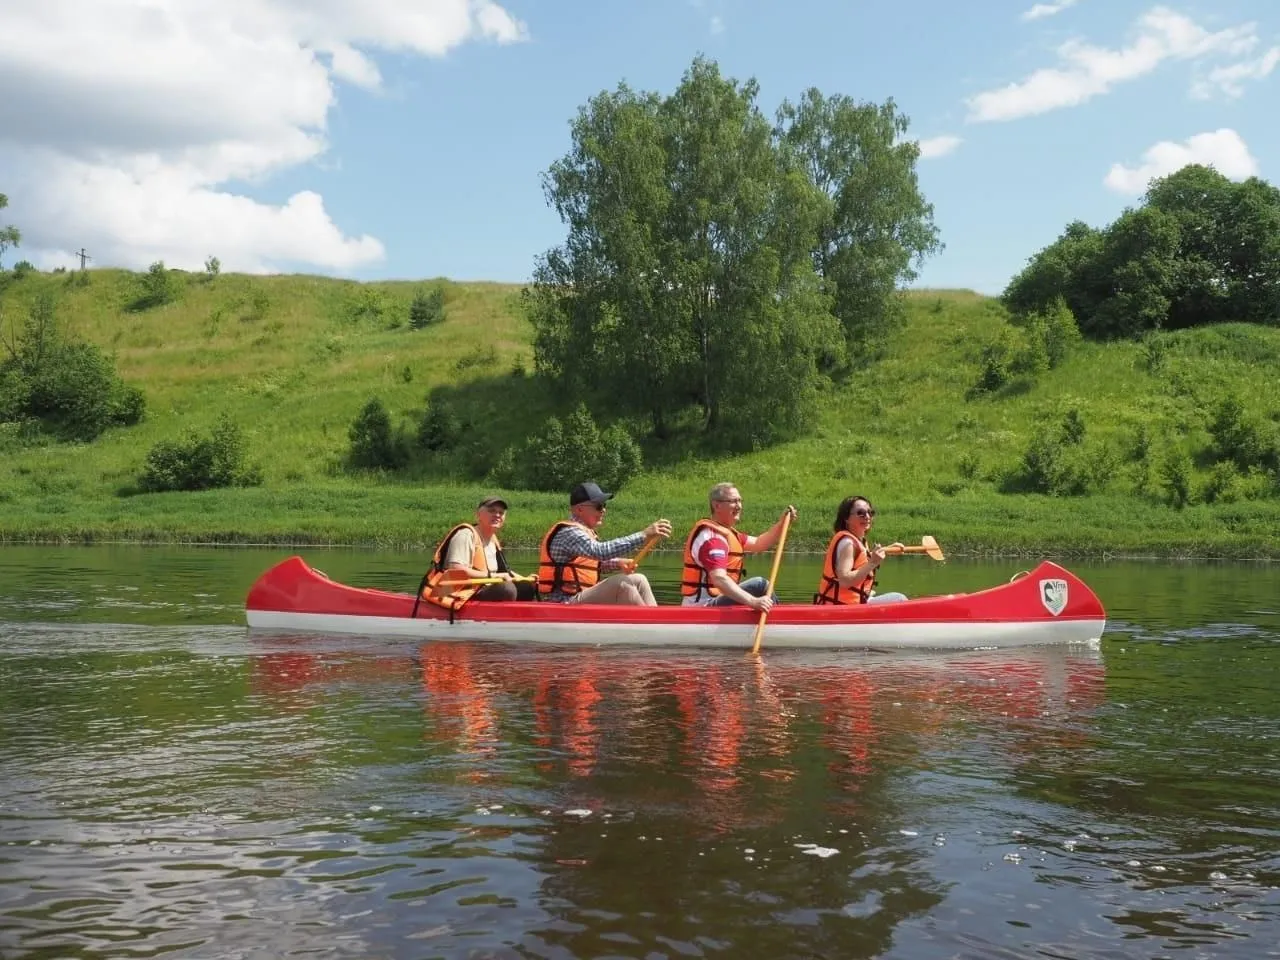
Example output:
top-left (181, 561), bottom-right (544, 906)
top-left (815, 530), bottom-right (873, 604)
top-left (537, 521), bottom-right (600, 597)
top-left (423, 523), bottom-right (497, 611)
top-left (681, 519), bottom-right (746, 600)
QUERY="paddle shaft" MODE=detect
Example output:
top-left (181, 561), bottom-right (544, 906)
top-left (750, 512), bottom-right (793, 655)
top-left (632, 536), bottom-right (661, 566)
top-left (442, 575), bottom-right (538, 586)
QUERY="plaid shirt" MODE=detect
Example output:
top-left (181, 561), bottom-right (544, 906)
top-left (547, 520), bottom-right (647, 579)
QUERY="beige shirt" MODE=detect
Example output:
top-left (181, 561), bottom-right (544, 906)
top-left (443, 526), bottom-right (500, 575)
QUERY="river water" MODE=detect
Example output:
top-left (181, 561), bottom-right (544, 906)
top-left (1, 544), bottom-right (1278, 959)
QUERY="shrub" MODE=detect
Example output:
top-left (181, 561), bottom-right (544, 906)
top-left (1207, 394), bottom-right (1275, 473)
top-left (972, 336), bottom-right (1014, 394)
top-left (138, 414), bottom-right (263, 492)
top-left (417, 397), bottom-right (463, 452)
top-left (130, 260), bottom-right (179, 310)
top-left (489, 403), bottom-right (643, 492)
top-left (0, 293), bottom-right (145, 440)
top-left (347, 397), bottom-right (411, 470)
top-left (409, 286), bottom-right (446, 329)
top-left (1159, 447), bottom-right (1194, 509)
top-left (454, 344), bottom-right (498, 372)
top-left (11, 260), bottom-right (34, 279)
top-left (1006, 408), bottom-right (1099, 496)
top-left (204, 256), bottom-right (221, 281)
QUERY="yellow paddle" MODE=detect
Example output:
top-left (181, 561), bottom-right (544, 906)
top-left (438, 574), bottom-right (539, 587)
top-left (631, 535), bottom-right (663, 566)
top-left (750, 511), bottom-right (793, 656)
top-left (883, 535), bottom-right (946, 562)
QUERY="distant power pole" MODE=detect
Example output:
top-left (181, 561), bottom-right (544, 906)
top-left (76, 248), bottom-right (91, 270)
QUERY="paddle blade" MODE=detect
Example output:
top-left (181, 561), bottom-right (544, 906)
top-left (921, 535), bottom-right (946, 562)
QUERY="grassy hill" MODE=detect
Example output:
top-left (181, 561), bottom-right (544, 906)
top-left (2, 267), bottom-right (1279, 557)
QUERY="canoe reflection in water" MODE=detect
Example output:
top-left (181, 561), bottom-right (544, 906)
top-left (252, 640), bottom-right (1107, 824)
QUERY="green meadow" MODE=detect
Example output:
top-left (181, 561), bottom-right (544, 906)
top-left (2, 268), bottom-right (1279, 558)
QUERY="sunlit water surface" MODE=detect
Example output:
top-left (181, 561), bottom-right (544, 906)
top-left (1, 545), bottom-right (1278, 959)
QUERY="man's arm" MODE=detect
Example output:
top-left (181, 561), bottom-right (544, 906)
top-left (743, 505), bottom-right (798, 553)
top-left (707, 568), bottom-right (771, 611)
top-left (549, 526), bottom-right (648, 563)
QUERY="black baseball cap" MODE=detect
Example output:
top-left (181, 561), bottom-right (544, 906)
top-left (477, 495), bottom-right (508, 509)
top-left (569, 481), bottom-right (614, 506)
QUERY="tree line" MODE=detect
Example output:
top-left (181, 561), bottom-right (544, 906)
top-left (1003, 164), bottom-right (1280, 338)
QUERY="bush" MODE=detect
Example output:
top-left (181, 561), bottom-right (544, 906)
top-left (130, 260), bottom-right (179, 310)
top-left (1006, 407), bottom-right (1101, 496)
top-left (1207, 394), bottom-right (1276, 473)
top-left (1026, 295), bottom-right (1081, 368)
top-left (11, 260), bottom-right (34, 279)
top-left (409, 286), bottom-right (446, 329)
top-left (972, 336), bottom-right (1015, 394)
top-left (1159, 447), bottom-right (1194, 509)
top-left (0, 293), bottom-right (146, 441)
top-left (138, 414), bottom-right (263, 492)
top-left (347, 397), bottom-right (411, 470)
top-left (204, 256), bottom-right (220, 281)
top-left (417, 398), bottom-right (463, 452)
top-left (488, 403), bottom-right (643, 492)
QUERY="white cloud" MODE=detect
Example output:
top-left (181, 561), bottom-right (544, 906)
top-left (0, 0), bottom-right (528, 273)
top-left (1191, 44), bottom-right (1280, 99)
top-left (918, 135), bottom-right (963, 159)
top-left (1021, 0), bottom-right (1080, 22)
top-left (1103, 128), bottom-right (1259, 195)
top-left (966, 6), bottom-right (1259, 122)
top-left (710, 15), bottom-right (725, 35)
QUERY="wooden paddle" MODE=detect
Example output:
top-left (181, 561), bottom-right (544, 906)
top-left (749, 511), bottom-right (793, 656)
top-left (440, 574), bottom-right (539, 587)
top-left (631, 535), bottom-right (662, 566)
top-left (883, 535), bottom-right (945, 562)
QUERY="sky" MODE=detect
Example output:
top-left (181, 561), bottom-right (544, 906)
top-left (0, 0), bottom-right (1276, 295)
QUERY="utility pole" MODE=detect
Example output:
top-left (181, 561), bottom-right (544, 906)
top-left (76, 248), bottom-right (91, 270)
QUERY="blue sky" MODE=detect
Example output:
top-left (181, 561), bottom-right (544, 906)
top-left (2, 0), bottom-right (1276, 296)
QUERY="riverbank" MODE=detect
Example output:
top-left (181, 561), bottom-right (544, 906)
top-left (2, 481), bottom-right (1278, 559)
top-left (3, 270), bottom-right (1279, 559)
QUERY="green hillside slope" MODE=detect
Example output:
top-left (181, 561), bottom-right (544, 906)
top-left (2, 269), bottom-right (1279, 557)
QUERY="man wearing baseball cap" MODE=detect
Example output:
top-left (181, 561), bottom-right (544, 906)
top-left (536, 481), bottom-right (672, 605)
top-left (422, 495), bottom-right (533, 608)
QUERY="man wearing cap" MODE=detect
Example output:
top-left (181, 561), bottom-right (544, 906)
top-left (537, 481), bottom-right (672, 605)
top-left (424, 495), bottom-right (533, 607)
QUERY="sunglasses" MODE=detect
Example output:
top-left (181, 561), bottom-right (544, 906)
top-left (853, 508), bottom-right (875, 518)
top-left (588, 502), bottom-right (607, 512)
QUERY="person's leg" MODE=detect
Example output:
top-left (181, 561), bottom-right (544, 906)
top-left (473, 581), bottom-right (518, 602)
top-left (707, 575), bottom-right (772, 607)
top-left (565, 574), bottom-right (653, 606)
top-left (514, 580), bottom-right (537, 602)
top-left (868, 591), bottom-right (909, 603)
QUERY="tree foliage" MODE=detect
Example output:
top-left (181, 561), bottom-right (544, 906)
top-left (1003, 165), bottom-right (1280, 338)
top-left (0, 193), bottom-right (19, 270)
top-left (488, 403), bottom-right (643, 493)
top-left (775, 89), bottom-right (941, 352)
top-left (0, 291), bottom-right (146, 441)
top-left (137, 413), bottom-right (263, 493)
top-left (525, 56), bottom-right (938, 449)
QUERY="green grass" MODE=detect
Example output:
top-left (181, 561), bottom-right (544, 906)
top-left (3, 269), bottom-right (1280, 558)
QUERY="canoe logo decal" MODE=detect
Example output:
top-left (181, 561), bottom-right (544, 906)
top-left (1040, 579), bottom-right (1068, 616)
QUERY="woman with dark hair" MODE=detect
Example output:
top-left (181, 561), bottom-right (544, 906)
top-left (814, 495), bottom-right (908, 605)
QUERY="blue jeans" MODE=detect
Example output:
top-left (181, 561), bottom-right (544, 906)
top-left (706, 576), bottom-right (775, 607)
top-left (868, 591), bottom-right (909, 604)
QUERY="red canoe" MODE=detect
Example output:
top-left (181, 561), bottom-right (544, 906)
top-left (245, 556), bottom-right (1106, 651)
